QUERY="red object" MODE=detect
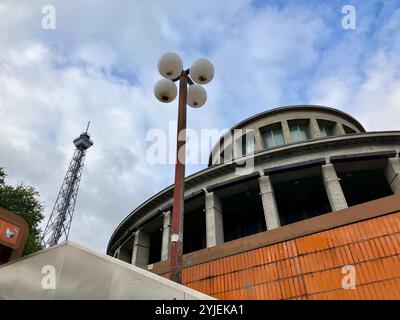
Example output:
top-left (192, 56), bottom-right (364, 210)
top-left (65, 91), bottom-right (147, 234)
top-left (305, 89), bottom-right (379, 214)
top-left (0, 220), bottom-right (20, 247)
top-left (0, 207), bottom-right (29, 265)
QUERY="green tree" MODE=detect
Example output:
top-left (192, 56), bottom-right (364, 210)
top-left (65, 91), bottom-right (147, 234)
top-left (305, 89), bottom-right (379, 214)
top-left (0, 167), bottom-right (44, 255)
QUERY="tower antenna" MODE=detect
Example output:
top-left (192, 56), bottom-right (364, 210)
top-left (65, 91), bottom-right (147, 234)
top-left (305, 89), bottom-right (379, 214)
top-left (85, 121), bottom-right (90, 134)
top-left (41, 126), bottom-right (94, 247)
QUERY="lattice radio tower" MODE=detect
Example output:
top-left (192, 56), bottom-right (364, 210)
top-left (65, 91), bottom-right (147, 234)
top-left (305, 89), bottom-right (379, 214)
top-left (41, 122), bottom-right (93, 248)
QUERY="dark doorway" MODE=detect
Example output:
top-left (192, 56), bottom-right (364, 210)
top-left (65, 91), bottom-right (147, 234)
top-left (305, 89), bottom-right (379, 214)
top-left (183, 207), bottom-right (206, 254)
top-left (148, 227), bottom-right (162, 264)
top-left (183, 195), bottom-right (206, 254)
top-left (337, 168), bottom-right (393, 206)
top-left (219, 183), bottom-right (266, 242)
top-left (142, 214), bottom-right (164, 265)
top-left (273, 172), bottom-right (331, 226)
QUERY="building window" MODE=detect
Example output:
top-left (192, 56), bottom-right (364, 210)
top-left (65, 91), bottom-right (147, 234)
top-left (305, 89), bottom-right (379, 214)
top-left (320, 125), bottom-right (333, 137)
top-left (288, 119), bottom-right (310, 142)
top-left (237, 133), bottom-right (255, 156)
top-left (260, 123), bottom-right (285, 149)
top-left (343, 125), bottom-right (356, 134)
top-left (317, 119), bottom-right (335, 137)
top-left (219, 137), bottom-right (225, 163)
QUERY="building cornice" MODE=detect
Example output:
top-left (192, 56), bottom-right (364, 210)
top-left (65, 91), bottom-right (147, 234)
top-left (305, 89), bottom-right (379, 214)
top-left (229, 105), bottom-right (366, 132)
top-left (107, 131), bottom-right (400, 254)
top-left (207, 104), bottom-right (366, 165)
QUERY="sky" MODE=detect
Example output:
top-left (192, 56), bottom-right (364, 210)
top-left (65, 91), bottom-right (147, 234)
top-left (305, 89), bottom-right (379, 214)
top-left (0, 0), bottom-right (399, 253)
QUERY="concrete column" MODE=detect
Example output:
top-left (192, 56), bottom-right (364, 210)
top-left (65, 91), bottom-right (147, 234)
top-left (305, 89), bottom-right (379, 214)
top-left (258, 175), bottom-right (281, 230)
top-left (254, 128), bottom-right (264, 152)
top-left (161, 210), bottom-right (171, 261)
top-left (232, 133), bottom-right (241, 159)
top-left (321, 163), bottom-right (348, 211)
top-left (385, 157), bottom-right (400, 194)
top-left (334, 123), bottom-right (346, 136)
top-left (205, 191), bottom-right (224, 247)
top-left (224, 145), bottom-right (233, 162)
top-left (309, 118), bottom-right (321, 139)
top-left (281, 120), bottom-right (291, 144)
top-left (131, 230), bottom-right (150, 267)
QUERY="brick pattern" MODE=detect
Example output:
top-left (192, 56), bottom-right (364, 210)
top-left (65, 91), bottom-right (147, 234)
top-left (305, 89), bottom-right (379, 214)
top-left (160, 212), bottom-right (400, 299)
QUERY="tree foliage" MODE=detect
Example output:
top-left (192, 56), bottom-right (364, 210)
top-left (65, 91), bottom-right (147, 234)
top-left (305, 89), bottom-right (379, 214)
top-left (0, 167), bottom-right (44, 255)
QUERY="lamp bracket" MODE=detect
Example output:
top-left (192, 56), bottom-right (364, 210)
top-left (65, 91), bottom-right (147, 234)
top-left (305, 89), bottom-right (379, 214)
top-left (172, 69), bottom-right (194, 85)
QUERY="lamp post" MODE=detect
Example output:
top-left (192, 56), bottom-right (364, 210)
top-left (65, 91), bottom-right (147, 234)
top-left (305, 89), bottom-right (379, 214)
top-left (154, 52), bottom-right (214, 284)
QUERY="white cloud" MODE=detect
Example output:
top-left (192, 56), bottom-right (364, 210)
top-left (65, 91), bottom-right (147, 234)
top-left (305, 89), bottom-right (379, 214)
top-left (305, 6), bottom-right (400, 131)
top-left (0, 0), bottom-right (399, 253)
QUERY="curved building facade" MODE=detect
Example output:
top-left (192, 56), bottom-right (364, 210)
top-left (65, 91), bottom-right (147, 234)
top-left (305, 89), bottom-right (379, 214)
top-left (108, 105), bottom-right (400, 300)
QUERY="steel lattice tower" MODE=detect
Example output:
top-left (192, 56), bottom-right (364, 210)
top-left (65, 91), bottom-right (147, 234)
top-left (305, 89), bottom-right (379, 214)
top-left (41, 123), bottom-right (93, 248)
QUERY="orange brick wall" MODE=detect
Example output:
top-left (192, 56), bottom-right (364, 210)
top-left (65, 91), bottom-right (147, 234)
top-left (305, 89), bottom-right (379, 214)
top-left (161, 212), bottom-right (400, 299)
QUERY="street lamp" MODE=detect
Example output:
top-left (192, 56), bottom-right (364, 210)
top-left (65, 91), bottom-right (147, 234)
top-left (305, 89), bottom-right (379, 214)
top-left (154, 52), bottom-right (214, 284)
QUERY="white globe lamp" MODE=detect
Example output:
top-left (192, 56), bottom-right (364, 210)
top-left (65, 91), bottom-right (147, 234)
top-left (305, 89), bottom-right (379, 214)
top-left (157, 52), bottom-right (183, 80)
top-left (187, 84), bottom-right (207, 108)
top-left (189, 58), bottom-right (214, 84)
top-left (154, 79), bottom-right (177, 103)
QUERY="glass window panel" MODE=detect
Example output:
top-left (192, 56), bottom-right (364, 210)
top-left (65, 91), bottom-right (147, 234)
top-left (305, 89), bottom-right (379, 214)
top-left (320, 125), bottom-right (334, 137)
top-left (241, 137), bottom-right (247, 156)
top-left (240, 135), bottom-right (254, 156)
top-left (271, 127), bottom-right (284, 146)
top-left (343, 125), bottom-right (356, 134)
top-left (289, 121), bottom-right (310, 142)
top-left (262, 126), bottom-right (284, 149)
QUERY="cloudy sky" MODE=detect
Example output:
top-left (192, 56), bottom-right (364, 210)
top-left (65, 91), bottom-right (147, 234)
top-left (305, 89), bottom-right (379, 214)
top-left (1, 0), bottom-right (399, 253)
